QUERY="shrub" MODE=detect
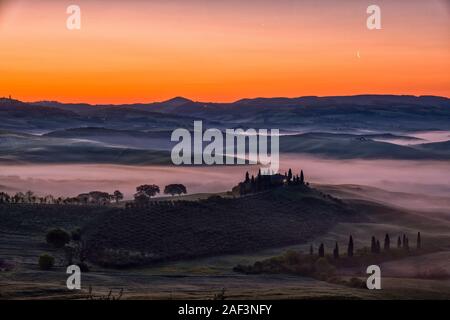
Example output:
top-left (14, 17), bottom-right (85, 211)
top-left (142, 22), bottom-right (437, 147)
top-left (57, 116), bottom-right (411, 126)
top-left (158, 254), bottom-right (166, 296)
top-left (314, 257), bottom-right (336, 278)
top-left (233, 264), bottom-right (248, 273)
top-left (348, 277), bottom-right (367, 289)
top-left (46, 228), bottom-right (71, 248)
top-left (253, 261), bottom-right (263, 273)
top-left (38, 253), bottom-right (55, 270)
top-left (292, 262), bottom-right (314, 276)
top-left (283, 250), bottom-right (302, 265)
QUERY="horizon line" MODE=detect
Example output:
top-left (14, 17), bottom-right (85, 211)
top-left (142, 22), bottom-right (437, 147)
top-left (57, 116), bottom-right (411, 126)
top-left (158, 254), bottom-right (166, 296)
top-left (2, 93), bottom-right (449, 106)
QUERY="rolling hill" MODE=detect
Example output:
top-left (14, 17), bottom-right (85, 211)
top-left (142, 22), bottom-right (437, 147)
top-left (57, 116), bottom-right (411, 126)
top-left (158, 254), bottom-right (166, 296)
top-left (83, 185), bottom-right (360, 267)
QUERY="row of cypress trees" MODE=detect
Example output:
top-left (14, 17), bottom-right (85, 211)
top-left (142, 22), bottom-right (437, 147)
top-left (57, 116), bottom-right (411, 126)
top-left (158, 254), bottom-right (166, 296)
top-left (310, 232), bottom-right (422, 258)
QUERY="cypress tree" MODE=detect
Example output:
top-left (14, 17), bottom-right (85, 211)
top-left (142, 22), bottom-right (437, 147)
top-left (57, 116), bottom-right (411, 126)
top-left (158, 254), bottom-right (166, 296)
top-left (376, 240), bottom-right (381, 253)
top-left (397, 236), bottom-right (402, 248)
top-left (318, 243), bottom-right (325, 257)
top-left (417, 232), bottom-right (421, 249)
top-left (347, 235), bottom-right (354, 257)
top-left (333, 242), bottom-right (339, 259)
top-left (384, 234), bottom-right (390, 251)
top-left (245, 171), bottom-right (250, 183)
top-left (300, 170), bottom-right (305, 185)
top-left (256, 169), bottom-right (262, 191)
top-left (288, 169), bottom-right (292, 183)
top-left (371, 236), bottom-right (376, 253)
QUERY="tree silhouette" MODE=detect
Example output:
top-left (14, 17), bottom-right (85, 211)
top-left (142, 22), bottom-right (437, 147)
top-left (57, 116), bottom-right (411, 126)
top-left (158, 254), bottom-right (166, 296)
top-left (347, 235), bottom-right (354, 257)
top-left (245, 172), bottom-right (250, 183)
top-left (376, 240), bottom-right (381, 253)
top-left (287, 169), bottom-right (292, 183)
top-left (318, 243), bottom-right (325, 257)
top-left (44, 194), bottom-right (55, 204)
top-left (333, 242), bottom-right (339, 259)
top-left (397, 236), bottom-right (402, 248)
top-left (113, 190), bottom-right (124, 204)
top-left (256, 169), bottom-right (262, 191)
top-left (136, 184), bottom-right (160, 199)
top-left (24, 191), bottom-right (36, 204)
top-left (384, 234), bottom-right (390, 251)
top-left (300, 170), bottom-right (305, 185)
top-left (371, 236), bottom-right (377, 253)
top-left (46, 228), bottom-right (70, 248)
top-left (134, 193), bottom-right (149, 206)
top-left (164, 184), bottom-right (187, 197)
top-left (13, 192), bottom-right (25, 203)
top-left (417, 232), bottom-right (421, 249)
top-left (404, 237), bottom-right (410, 251)
top-left (402, 234), bottom-right (407, 248)
top-left (0, 192), bottom-right (10, 203)
top-left (87, 191), bottom-right (110, 205)
top-left (77, 193), bottom-right (89, 205)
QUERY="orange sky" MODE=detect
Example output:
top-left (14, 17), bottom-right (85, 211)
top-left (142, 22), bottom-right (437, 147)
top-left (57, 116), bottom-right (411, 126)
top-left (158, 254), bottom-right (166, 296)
top-left (0, 0), bottom-right (449, 103)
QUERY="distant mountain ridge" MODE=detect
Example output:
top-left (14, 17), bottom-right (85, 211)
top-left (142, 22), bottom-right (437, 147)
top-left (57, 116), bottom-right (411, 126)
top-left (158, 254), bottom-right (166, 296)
top-left (24, 94), bottom-right (448, 107)
top-left (1, 94), bottom-right (449, 132)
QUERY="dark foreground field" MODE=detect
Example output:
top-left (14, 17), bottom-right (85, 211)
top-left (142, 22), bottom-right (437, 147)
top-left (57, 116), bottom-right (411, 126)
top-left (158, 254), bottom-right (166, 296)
top-left (1, 185), bottom-right (450, 299)
top-left (84, 186), bottom-right (359, 267)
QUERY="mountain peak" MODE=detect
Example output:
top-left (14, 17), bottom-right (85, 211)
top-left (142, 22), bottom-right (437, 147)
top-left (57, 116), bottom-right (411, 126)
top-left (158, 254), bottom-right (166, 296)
top-left (163, 96), bottom-right (192, 104)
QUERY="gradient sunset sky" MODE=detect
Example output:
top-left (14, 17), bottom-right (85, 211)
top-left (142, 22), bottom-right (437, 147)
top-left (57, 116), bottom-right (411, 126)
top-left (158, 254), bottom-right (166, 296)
top-left (0, 0), bottom-right (449, 103)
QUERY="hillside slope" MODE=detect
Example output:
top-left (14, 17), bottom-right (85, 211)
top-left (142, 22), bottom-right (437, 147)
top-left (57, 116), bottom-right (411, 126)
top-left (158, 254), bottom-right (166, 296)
top-left (84, 186), bottom-right (361, 267)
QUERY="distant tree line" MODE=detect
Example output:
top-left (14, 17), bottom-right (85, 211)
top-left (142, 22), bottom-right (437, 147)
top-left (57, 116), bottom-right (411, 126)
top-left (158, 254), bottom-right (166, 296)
top-left (0, 190), bottom-right (124, 205)
top-left (0, 183), bottom-right (187, 207)
top-left (311, 232), bottom-right (422, 259)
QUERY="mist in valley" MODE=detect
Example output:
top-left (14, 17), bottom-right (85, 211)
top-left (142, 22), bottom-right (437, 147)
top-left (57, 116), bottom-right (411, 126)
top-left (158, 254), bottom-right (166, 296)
top-left (1, 155), bottom-right (449, 214)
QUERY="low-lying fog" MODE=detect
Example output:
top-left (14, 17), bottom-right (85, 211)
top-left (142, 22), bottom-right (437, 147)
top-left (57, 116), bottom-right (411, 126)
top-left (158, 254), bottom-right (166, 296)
top-left (1, 155), bottom-right (449, 211)
top-left (373, 130), bottom-right (450, 146)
